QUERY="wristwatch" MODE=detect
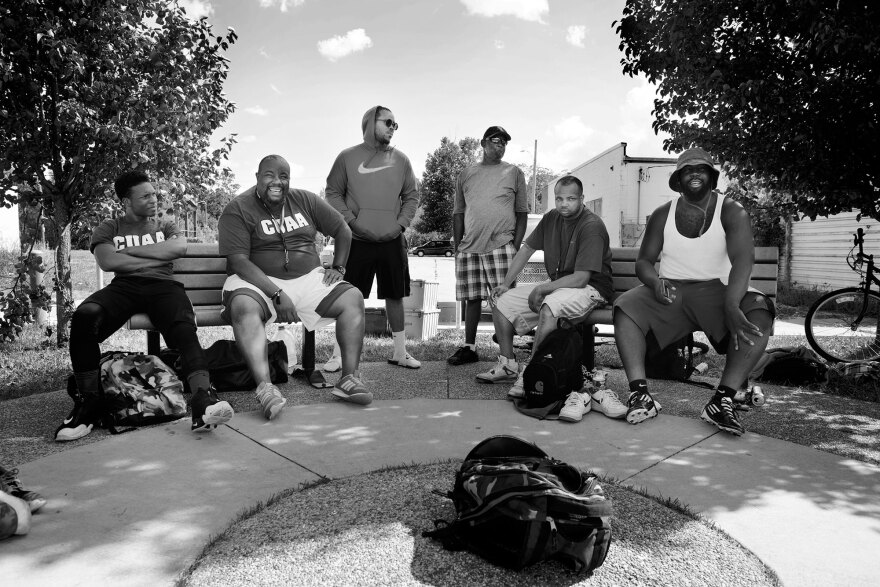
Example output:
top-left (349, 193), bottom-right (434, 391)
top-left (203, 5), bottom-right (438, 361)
top-left (332, 265), bottom-right (346, 276)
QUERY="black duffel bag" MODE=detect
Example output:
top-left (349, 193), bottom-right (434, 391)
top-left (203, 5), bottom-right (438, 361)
top-left (161, 339), bottom-right (289, 391)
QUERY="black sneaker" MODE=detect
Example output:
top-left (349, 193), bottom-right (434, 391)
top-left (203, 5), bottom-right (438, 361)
top-left (626, 390), bottom-right (662, 424)
top-left (701, 396), bottom-right (745, 436)
top-left (191, 387), bottom-right (234, 432)
top-left (55, 388), bottom-right (103, 443)
top-left (0, 466), bottom-right (46, 513)
top-left (447, 346), bottom-right (479, 366)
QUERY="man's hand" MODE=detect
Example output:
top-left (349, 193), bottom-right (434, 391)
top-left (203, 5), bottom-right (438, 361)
top-left (490, 284), bottom-right (510, 305)
top-left (724, 306), bottom-right (763, 351)
top-left (322, 267), bottom-right (344, 286)
top-left (527, 286), bottom-right (546, 313)
top-left (274, 291), bottom-right (300, 324)
top-left (653, 278), bottom-right (677, 304)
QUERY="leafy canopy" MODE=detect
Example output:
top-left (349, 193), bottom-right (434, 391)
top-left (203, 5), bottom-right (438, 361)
top-left (415, 137), bottom-right (481, 235)
top-left (616, 0), bottom-right (880, 220)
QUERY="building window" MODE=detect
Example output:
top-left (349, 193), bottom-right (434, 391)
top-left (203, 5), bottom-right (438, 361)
top-left (585, 198), bottom-right (602, 216)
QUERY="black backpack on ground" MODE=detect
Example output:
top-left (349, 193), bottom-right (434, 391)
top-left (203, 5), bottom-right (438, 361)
top-left (160, 340), bottom-right (289, 392)
top-left (523, 321), bottom-right (584, 407)
top-left (423, 435), bottom-right (612, 575)
top-left (644, 332), bottom-right (709, 381)
top-left (750, 346), bottom-right (828, 386)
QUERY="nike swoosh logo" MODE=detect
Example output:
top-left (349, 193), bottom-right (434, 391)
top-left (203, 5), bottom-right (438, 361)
top-left (63, 417), bottom-right (73, 425)
top-left (358, 162), bottom-right (394, 174)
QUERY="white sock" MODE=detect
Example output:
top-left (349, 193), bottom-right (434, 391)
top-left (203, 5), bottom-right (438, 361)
top-left (464, 343), bottom-right (475, 350)
top-left (392, 331), bottom-right (407, 359)
top-left (331, 340), bottom-right (341, 359)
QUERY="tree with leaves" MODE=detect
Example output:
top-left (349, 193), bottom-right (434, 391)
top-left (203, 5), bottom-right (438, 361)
top-left (517, 164), bottom-right (558, 213)
top-left (616, 0), bottom-right (880, 221)
top-left (0, 0), bottom-right (237, 343)
top-left (414, 137), bottom-right (481, 236)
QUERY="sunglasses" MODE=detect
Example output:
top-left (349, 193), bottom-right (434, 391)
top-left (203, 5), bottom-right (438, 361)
top-left (488, 137), bottom-right (508, 146)
top-left (378, 119), bottom-right (399, 130)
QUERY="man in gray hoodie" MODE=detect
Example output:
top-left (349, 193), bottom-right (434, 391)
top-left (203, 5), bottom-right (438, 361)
top-left (325, 105), bottom-right (421, 369)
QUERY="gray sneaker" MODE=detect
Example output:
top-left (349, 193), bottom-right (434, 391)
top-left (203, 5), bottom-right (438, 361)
top-left (255, 381), bottom-right (287, 420)
top-left (476, 357), bottom-right (519, 384)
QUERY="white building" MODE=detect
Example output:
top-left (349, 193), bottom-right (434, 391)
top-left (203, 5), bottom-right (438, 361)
top-left (546, 143), bottom-right (728, 247)
top-left (789, 211), bottom-right (879, 290)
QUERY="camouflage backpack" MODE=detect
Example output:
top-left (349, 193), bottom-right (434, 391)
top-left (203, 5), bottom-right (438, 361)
top-left (99, 351), bottom-right (187, 426)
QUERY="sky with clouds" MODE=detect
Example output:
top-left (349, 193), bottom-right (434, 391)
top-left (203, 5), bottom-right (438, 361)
top-left (174, 0), bottom-right (669, 192)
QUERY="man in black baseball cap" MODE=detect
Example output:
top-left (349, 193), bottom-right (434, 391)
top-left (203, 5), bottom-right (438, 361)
top-left (448, 125), bottom-right (528, 367)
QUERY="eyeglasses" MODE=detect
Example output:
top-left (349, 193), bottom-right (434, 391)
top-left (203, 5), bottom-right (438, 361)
top-left (378, 119), bottom-right (399, 130)
top-left (488, 137), bottom-right (508, 146)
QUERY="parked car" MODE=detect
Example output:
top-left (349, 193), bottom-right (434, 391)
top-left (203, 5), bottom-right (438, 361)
top-left (410, 239), bottom-right (454, 257)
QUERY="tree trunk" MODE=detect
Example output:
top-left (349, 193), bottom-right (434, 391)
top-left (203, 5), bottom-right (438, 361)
top-left (52, 193), bottom-right (74, 346)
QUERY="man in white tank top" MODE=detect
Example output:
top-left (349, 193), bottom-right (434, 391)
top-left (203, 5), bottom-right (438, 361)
top-left (613, 148), bottom-right (776, 436)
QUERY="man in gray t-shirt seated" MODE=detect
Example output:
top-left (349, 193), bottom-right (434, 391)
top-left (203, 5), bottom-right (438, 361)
top-left (218, 155), bottom-right (372, 417)
top-left (476, 176), bottom-right (626, 422)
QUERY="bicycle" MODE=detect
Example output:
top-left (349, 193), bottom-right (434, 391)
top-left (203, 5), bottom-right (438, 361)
top-left (804, 227), bottom-right (880, 363)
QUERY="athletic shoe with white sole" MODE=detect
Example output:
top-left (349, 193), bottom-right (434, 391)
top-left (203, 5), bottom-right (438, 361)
top-left (323, 354), bottom-right (342, 373)
top-left (476, 357), bottom-right (519, 384)
top-left (0, 466), bottom-right (46, 513)
top-left (701, 395), bottom-right (745, 436)
top-left (559, 391), bottom-right (592, 422)
top-left (507, 367), bottom-right (526, 399)
top-left (591, 388), bottom-right (628, 419)
top-left (191, 387), bottom-right (234, 432)
top-left (331, 373), bottom-right (373, 405)
top-left (255, 381), bottom-right (287, 420)
top-left (55, 390), bottom-right (103, 442)
top-left (388, 353), bottom-right (421, 369)
top-left (626, 390), bottom-right (662, 424)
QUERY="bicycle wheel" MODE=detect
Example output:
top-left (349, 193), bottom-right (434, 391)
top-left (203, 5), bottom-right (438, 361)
top-left (805, 287), bottom-right (880, 363)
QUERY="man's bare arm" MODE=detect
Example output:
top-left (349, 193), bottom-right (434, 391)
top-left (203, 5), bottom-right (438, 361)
top-left (512, 212), bottom-right (528, 250)
top-left (93, 243), bottom-right (167, 272)
top-left (452, 213), bottom-right (464, 250)
top-left (118, 235), bottom-right (187, 260)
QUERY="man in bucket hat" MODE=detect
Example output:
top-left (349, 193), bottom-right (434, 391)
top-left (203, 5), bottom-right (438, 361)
top-left (612, 147), bottom-right (775, 436)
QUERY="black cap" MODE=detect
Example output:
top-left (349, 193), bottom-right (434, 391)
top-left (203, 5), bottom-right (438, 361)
top-left (482, 126), bottom-right (511, 141)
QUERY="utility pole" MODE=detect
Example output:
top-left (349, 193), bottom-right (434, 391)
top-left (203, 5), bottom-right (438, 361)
top-left (531, 139), bottom-right (538, 213)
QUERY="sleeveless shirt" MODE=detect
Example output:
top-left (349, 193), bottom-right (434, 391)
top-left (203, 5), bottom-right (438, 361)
top-left (658, 194), bottom-right (731, 284)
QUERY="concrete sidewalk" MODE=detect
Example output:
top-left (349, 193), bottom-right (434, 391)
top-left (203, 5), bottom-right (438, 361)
top-left (2, 364), bottom-right (878, 586)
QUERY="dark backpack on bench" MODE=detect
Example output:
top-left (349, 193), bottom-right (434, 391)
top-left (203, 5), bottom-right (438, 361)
top-left (423, 435), bottom-right (612, 575)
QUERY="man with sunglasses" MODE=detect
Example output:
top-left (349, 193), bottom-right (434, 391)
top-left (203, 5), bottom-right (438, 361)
top-left (447, 126), bottom-right (529, 367)
top-left (325, 105), bottom-right (421, 370)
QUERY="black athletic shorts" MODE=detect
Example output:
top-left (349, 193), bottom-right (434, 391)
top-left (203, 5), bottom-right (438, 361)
top-left (345, 235), bottom-right (411, 300)
top-left (79, 276), bottom-right (196, 341)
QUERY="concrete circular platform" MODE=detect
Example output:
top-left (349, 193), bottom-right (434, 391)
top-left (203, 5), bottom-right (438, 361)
top-left (182, 463), bottom-right (778, 587)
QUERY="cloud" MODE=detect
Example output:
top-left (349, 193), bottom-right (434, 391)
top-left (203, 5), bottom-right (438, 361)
top-left (494, 40), bottom-right (505, 50)
top-left (270, 84), bottom-right (282, 95)
top-left (317, 29), bottom-right (373, 62)
top-left (258, 0), bottom-right (306, 12)
top-left (459, 0), bottom-right (548, 23)
top-left (617, 78), bottom-right (668, 154)
top-left (239, 135), bottom-right (257, 143)
top-left (566, 25), bottom-right (586, 48)
top-left (245, 106), bottom-right (269, 116)
top-left (259, 47), bottom-right (271, 59)
top-left (178, 0), bottom-right (214, 19)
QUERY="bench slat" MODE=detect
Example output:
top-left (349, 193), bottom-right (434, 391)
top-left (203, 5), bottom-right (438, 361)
top-left (172, 258), bottom-right (227, 273)
top-left (183, 243), bottom-right (226, 257)
top-left (128, 307), bottom-right (225, 331)
top-left (187, 290), bottom-right (223, 306)
top-left (171, 274), bottom-right (228, 289)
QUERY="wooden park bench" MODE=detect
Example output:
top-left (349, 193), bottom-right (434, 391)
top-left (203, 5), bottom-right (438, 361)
top-left (97, 243), bottom-right (326, 385)
top-left (523, 246), bottom-right (780, 370)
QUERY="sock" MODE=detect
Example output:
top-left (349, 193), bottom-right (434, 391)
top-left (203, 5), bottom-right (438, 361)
top-left (187, 369), bottom-right (211, 394)
top-left (74, 370), bottom-right (101, 398)
top-left (332, 340), bottom-right (341, 359)
top-left (715, 385), bottom-right (737, 400)
top-left (392, 331), bottom-right (406, 359)
top-left (464, 343), bottom-right (475, 351)
top-left (628, 379), bottom-right (648, 396)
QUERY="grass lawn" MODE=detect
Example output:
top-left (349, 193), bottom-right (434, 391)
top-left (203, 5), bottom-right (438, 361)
top-left (2, 249), bottom-right (877, 403)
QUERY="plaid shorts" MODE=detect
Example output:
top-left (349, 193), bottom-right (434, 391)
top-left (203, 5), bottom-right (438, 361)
top-left (455, 242), bottom-right (516, 301)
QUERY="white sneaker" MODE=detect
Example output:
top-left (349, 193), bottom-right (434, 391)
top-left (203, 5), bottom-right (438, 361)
top-left (559, 391), bottom-right (592, 422)
top-left (507, 367), bottom-right (526, 399)
top-left (591, 388), bottom-right (628, 419)
top-left (323, 354), bottom-right (342, 373)
top-left (255, 381), bottom-right (287, 421)
top-left (388, 352), bottom-right (421, 369)
top-left (476, 357), bottom-right (519, 384)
